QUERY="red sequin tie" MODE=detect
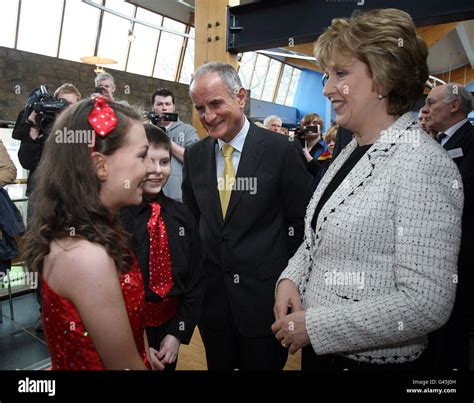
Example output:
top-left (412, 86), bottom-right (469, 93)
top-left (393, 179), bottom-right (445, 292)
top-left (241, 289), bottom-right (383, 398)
top-left (147, 202), bottom-right (173, 298)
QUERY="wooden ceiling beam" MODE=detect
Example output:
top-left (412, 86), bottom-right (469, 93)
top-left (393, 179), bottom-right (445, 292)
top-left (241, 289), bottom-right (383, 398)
top-left (275, 22), bottom-right (467, 78)
top-left (416, 22), bottom-right (460, 48)
top-left (282, 43), bottom-right (315, 57)
top-left (433, 63), bottom-right (474, 85)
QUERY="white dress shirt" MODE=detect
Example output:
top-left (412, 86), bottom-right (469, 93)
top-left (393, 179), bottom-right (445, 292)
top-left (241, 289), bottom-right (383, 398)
top-left (441, 118), bottom-right (468, 146)
top-left (215, 116), bottom-right (250, 183)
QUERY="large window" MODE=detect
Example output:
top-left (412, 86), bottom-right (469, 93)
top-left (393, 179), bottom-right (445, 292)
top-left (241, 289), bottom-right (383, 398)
top-left (260, 59), bottom-right (281, 102)
top-left (0, 0), bottom-right (303, 100)
top-left (238, 52), bottom-right (302, 106)
top-left (284, 68), bottom-right (301, 106)
top-left (275, 64), bottom-right (293, 105)
top-left (153, 17), bottom-right (186, 81)
top-left (238, 52), bottom-right (257, 89)
top-left (16, 0), bottom-right (64, 57)
top-left (126, 8), bottom-right (163, 76)
top-left (96, 0), bottom-right (135, 71)
top-left (250, 54), bottom-right (270, 99)
top-left (0, 0), bottom-right (195, 85)
top-left (179, 27), bottom-right (195, 84)
top-left (0, 0), bottom-right (19, 48)
top-left (59, 0), bottom-right (101, 62)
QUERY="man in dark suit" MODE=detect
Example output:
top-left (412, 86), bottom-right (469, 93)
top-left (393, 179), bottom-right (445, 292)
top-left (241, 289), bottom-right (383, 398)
top-left (424, 83), bottom-right (474, 370)
top-left (182, 62), bottom-right (313, 370)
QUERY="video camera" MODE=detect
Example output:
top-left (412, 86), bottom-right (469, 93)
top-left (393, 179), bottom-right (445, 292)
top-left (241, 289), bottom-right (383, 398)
top-left (289, 125), bottom-right (321, 146)
top-left (94, 85), bottom-right (110, 97)
top-left (289, 125), bottom-right (321, 138)
top-left (22, 85), bottom-right (70, 135)
top-left (145, 111), bottom-right (178, 126)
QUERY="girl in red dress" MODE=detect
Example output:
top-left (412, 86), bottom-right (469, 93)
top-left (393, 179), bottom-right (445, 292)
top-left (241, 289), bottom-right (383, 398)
top-left (23, 97), bottom-right (162, 370)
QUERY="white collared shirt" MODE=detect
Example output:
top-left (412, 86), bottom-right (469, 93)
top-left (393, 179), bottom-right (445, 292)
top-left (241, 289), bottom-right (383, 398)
top-left (441, 118), bottom-right (468, 146)
top-left (215, 116), bottom-right (250, 183)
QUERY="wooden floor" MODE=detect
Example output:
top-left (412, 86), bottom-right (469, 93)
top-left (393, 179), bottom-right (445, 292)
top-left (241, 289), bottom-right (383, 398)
top-left (42, 329), bottom-right (300, 370)
top-left (176, 328), bottom-right (301, 370)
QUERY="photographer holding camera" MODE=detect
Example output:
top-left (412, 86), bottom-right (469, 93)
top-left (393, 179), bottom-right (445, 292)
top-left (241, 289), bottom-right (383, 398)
top-left (93, 72), bottom-right (116, 102)
top-left (12, 83), bottom-right (80, 332)
top-left (93, 72), bottom-right (130, 106)
top-left (13, 83), bottom-right (81, 197)
top-left (150, 89), bottom-right (198, 202)
top-left (298, 113), bottom-right (332, 189)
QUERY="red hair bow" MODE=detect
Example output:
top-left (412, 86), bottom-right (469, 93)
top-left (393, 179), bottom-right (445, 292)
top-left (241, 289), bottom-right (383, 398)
top-left (88, 96), bottom-right (117, 138)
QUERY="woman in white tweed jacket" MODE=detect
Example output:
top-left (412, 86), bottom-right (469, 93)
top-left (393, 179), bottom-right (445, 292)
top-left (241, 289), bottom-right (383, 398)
top-left (272, 9), bottom-right (464, 370)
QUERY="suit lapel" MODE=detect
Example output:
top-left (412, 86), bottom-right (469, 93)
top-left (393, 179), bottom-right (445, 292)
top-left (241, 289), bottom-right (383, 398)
top-left (443, 121), bottom-right (470, 151)
top-left (303, 138), bottom-right (355, 254)
top-left (304, 113), bottom-right (415, 252)
top-left (224, 124), bottom-right (264, 223)
top-left (202, 137), bottom-right (224, 227)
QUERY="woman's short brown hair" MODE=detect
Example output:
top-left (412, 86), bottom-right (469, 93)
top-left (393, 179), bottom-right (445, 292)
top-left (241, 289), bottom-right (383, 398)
top-left (300, 113), bottom-right (324, 130)
top-left (314, 8), bottom-right (429, 116)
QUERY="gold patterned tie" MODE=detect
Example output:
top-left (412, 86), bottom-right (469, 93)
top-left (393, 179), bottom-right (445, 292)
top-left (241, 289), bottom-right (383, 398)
top-left (219, 144), bottom-right (235, 218)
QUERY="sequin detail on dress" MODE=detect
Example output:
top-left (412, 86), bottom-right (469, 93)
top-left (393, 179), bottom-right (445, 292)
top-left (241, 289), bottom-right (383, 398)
top-left (41, 257), bottom-right (149, 370)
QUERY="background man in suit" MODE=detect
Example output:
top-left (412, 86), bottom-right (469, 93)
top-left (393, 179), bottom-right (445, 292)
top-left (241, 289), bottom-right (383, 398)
top-left (424, 83), bottom-right (474, 370)
top-left (182, 62), bottom-right (313, 370)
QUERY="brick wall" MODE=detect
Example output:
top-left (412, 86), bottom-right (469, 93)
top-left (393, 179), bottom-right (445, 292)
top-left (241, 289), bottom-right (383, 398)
top-left (0, 46), bottom-right (194, 124)
top-left (0, 46), bottom-right (251, 133)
